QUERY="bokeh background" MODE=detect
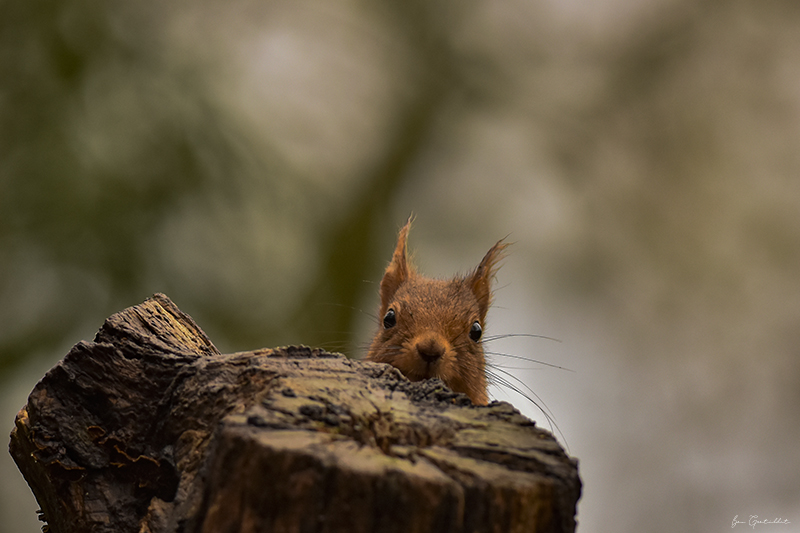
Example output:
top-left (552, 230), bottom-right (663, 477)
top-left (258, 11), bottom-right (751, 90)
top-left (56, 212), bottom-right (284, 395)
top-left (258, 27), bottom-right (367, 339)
top-left (2, 0), bottom-right (799, 531)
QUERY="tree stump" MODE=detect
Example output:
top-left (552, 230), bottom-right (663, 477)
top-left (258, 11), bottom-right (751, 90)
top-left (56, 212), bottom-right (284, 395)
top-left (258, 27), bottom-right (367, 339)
top-left (9, 294), bottom-right (581, 533)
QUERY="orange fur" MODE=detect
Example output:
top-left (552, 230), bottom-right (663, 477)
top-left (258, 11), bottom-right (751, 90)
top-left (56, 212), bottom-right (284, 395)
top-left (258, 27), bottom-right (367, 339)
top-left (367, 218), bottom-right (508, 405)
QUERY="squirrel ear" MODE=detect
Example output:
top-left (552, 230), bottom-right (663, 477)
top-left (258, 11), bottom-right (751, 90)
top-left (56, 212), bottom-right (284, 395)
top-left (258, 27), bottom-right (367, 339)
top-left (469, 239), bottom-right (509, 319)
top-left (379, 217), bottom-right (415, 306)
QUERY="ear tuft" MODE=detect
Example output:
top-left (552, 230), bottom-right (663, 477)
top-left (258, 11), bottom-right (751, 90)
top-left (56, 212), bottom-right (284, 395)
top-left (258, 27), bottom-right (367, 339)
top-left (469, 239), bottom-right (509, 319)
top-left (378, 216), bottom-right (415, 308)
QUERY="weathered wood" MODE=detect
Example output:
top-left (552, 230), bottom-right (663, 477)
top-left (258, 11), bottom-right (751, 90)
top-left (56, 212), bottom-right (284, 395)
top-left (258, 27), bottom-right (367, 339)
top-left (9, 294), bottom-right (581, 533)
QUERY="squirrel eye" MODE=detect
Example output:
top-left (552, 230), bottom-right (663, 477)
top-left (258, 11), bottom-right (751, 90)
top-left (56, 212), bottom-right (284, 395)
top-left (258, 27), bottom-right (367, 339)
top-left (469, 321), bottom-right (482, 342)
top-left (383, 309), bottom-right (397, 329)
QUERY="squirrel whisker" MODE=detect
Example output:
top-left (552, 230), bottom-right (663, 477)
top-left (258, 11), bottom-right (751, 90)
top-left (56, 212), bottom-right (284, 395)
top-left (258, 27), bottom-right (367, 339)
top-left (484, 366), bottom-right (567, 449)
top-left (484, 351), bottom-right (574, 372)
top-left (482, 333), bottom-right (562, 343)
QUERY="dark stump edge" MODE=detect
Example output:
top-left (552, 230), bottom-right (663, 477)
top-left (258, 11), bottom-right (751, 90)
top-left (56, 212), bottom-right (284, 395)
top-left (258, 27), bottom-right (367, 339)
top-left (9, 293), bottom-right (581, 533)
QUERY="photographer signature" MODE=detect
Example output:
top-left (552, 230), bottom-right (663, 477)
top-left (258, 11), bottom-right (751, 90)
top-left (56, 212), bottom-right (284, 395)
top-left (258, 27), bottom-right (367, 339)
top-left (732, 515), bottom-right (790, 529)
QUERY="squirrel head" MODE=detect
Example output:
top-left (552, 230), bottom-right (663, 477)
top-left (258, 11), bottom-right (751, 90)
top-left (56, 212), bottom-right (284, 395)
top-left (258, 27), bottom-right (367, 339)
top-left (367, 217), bottom-right (508, 405)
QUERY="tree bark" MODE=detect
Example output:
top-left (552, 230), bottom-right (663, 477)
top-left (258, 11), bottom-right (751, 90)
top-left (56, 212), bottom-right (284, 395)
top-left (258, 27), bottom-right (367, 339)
top-left (9, 294), bottom-right (581, 533)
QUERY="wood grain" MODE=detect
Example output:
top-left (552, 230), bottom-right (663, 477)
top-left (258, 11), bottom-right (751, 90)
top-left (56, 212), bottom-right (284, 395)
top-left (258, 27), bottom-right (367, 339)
top-left (9, 294), bottom-right (580, 533)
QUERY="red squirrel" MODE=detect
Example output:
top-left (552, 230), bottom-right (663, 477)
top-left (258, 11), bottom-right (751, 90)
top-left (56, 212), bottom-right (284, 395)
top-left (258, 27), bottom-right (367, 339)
top-left (367, 218), bottom-right (508, 405)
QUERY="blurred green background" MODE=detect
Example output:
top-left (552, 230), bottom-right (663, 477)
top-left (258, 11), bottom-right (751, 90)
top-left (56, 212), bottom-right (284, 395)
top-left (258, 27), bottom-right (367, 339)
top-left (2, 0), bottom-right (799, 531)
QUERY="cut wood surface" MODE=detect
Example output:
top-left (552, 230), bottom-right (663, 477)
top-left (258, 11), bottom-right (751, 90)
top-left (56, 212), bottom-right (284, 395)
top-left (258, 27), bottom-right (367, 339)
top-left (9, 293), bottom-right (581, 533)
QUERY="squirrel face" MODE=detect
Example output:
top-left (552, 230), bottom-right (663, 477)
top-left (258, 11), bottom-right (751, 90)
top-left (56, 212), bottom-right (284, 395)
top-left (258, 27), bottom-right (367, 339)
top-left (367, 218), bottom-right (507, 405)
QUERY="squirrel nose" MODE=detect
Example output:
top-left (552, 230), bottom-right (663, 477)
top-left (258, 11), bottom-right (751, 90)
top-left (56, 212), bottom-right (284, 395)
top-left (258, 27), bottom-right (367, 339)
top-left (415, 337), bottom-right (445, 363)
